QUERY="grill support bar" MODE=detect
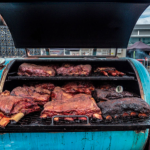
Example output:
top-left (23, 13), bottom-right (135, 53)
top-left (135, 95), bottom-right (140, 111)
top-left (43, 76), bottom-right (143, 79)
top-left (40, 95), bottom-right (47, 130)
top-left (51, 115), bottom-right (90, 125)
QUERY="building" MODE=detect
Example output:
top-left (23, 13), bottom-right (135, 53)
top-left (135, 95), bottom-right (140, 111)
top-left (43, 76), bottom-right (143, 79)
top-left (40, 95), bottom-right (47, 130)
top-left (129, 24), bottom-right (150, 47)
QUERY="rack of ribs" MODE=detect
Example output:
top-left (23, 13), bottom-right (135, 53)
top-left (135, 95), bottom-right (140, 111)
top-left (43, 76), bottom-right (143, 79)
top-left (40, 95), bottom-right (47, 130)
top-left (56, 64), bottom-right (92, 76)
top-left (93, 89), bottom-right (138, 102)
top-left (94, 67), bottom-right (125, 76)
top-left (0, 91), bottom-right (40, 128)
top-left (51, 87), bottom-right (74, 102)
top-left (11, 85), bottom-right (51, 105)
top-left (33, 83), bottom-right (55, 91)
top-left (97, 97), bottom-right (150, 121)
top-left (41, 94), bottom-right (102, 121)
top-left (25, 82), bottom-right (55, 91)
top-left (62, 81), bottom-right (95, 95)
top-left (18, 63), bottom-right (56, 77)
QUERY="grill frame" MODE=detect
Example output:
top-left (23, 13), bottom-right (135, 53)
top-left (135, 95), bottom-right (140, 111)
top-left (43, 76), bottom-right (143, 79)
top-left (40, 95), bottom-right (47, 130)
top-left (0, 58), bottom-right (149, 132)
top-left (8, 75), bottom-right (135, 81)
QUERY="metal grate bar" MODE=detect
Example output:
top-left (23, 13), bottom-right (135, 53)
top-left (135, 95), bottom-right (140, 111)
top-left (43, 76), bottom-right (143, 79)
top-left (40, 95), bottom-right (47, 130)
top-left (0, 112), bottom-right (150, 133)
top-left (8, 76), bottom-right (135, 81)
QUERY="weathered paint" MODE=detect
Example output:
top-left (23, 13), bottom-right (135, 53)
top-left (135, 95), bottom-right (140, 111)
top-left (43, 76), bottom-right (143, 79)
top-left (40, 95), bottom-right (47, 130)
top-left (0, 58), bottom-right (14, 81)
top-left (0, 131), bottom-right (148, 150)
top-left (130, 59), bottom-right (150, 104)
top-left (0, 58), bottom-right (149, 150)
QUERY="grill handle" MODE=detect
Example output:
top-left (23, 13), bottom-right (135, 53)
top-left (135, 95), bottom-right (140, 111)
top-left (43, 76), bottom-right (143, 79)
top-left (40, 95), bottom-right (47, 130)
top-left (51, 115), bottom-right (89, 125)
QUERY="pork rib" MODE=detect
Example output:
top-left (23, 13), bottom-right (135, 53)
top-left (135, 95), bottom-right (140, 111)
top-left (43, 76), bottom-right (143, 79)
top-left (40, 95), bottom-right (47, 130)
top-left (94, 67), bottom-right (125, 76)
top-left (11, 86), bottom-right (51, 105)
top-left (97, 98), bottom-right (150, 121)
top-left (33, 83), bottom-right (55, 91)
top-left (18, 63), bottom-right (56, 77)
top-left (56, 64), bottom-right (92, 76)
top-left (41, 94), bottom-right (102, 121)
top-left (0, 94), bottom-right (40, 128)
top-left (62, 81), bottom-right (95, 95)
top-left (51, 87), bottom-right (74, 102)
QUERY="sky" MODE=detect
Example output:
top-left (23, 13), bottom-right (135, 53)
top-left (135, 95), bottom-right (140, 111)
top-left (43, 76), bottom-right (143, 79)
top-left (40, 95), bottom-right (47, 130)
top-left (137, 5), bottom-right (150, 24)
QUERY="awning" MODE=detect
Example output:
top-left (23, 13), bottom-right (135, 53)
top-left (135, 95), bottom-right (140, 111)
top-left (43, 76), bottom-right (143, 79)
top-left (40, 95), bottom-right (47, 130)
top-left (127, 41), bottom-right (150, 51)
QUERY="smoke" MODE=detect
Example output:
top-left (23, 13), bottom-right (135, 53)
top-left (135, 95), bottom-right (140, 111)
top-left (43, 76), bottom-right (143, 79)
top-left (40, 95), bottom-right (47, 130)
top-left (126, 49), bottom-right (150, 59)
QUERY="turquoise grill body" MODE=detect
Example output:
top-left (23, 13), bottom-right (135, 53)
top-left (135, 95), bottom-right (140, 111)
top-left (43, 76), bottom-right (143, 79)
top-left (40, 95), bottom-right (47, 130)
top-left (0, 58), bottom-right (150, 150)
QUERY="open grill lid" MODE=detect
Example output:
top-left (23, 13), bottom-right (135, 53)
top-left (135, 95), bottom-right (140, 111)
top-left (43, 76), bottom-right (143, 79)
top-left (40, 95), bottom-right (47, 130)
top-left (0, 1), bottom-right (149, 48)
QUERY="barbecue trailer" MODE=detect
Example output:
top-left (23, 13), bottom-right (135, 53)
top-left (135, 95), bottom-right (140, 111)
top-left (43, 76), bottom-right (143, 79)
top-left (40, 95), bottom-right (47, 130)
top-left (0, 1), bottom-right (150, 150)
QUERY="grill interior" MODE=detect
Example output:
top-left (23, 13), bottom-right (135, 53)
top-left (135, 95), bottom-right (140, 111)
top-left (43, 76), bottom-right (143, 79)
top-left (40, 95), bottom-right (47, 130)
top-left (4, 59), bottom-right (139, 94)
top-left (1, 58), bottom-right (149, 132)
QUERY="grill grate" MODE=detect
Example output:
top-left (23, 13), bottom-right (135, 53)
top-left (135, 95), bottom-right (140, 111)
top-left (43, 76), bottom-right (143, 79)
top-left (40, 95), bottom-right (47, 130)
top-left (0, 112), bottom-right (150, 133)
top-left (8, 75), bottom-right (135, 81)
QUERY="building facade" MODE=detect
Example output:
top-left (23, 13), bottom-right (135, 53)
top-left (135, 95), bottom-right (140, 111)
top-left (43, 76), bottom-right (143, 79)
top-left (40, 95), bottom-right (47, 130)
top-left (129, 24), bottom-right (150, 47)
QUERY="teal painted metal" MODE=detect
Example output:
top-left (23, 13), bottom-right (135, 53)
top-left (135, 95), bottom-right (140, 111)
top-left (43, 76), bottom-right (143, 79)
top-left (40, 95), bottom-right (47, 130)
top-left (130, 58), bottom-right (150, 104)
top-left (0, 58), bottom-right (149, 150)
top-left (0, 131), bottom-right (148, 150)
top-left (0, 58), bottom-right (14, 81)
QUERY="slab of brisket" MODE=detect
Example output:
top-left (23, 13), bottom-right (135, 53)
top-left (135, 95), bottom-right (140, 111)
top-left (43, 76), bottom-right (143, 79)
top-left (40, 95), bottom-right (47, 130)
top-left (18, 63), bottom-right (56, 77)
top-left (41, 94), bottom-right (102, 121)
top-left (56, 64), bottom-right (92, 76)
top-left (97, 98), bottom-right (150, 120)
top-left (11, 86), bottom-right (51, 105)
top-left (93, 89), bottom-right (137, 102)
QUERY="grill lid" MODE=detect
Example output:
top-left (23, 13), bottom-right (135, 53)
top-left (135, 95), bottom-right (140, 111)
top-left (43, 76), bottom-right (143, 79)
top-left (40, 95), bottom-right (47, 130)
top-left (0, 1), bottom-right (149, 48)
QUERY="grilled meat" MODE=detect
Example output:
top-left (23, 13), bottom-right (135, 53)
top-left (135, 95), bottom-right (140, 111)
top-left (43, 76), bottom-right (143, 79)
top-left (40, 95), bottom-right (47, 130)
top-left (97, 97), bottom-right (150, 121)
top-left (93, 89), bottom-right (138, 102)
top-left (56, 64), bottom-right (92, 76)
top-left (51, 87), bottom-right (74, 101)
top-left (0, 94), bottom-right (40, 128)
top-left (0, 90), bottom-right (10, 96)
top-left (33, 83), bottom-right (55, 91)
top-left (92, 89), bottom-right (109, 102)
top-left (94, 67), bottom-right (125, 76)
top-left (62, 81), bottom-right (95, 95)
top-left (11, 86), bottom-right (51, 105)
top-left (18, 63), bottom-right (56, 77)
top-left (41, 94), bottom-right (102, 121)
top-left (0, 95), bottom-right (40, 115)
top-left (98, 84), bottom-right (115, 90)
top-left (94, 67), bottom-right (116, 72)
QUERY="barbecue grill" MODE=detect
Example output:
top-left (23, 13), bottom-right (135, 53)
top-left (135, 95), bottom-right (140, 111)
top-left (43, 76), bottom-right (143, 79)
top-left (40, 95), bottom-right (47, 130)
top-left (0, 1), bottom-right (150, 150)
